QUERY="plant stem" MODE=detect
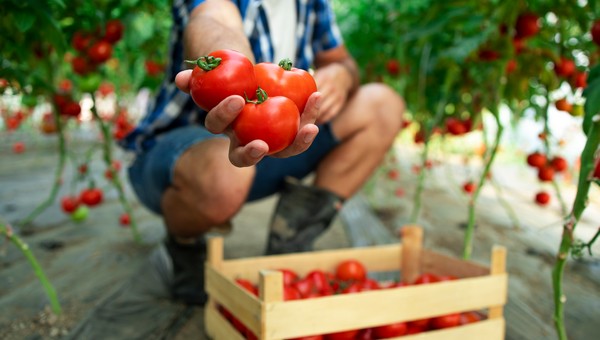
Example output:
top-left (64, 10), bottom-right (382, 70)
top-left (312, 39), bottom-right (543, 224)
top-left (463, 111), bottom-right (504, 259)
top-left (1, 224), bottom-right (62, 314)
top-left (89, 93), bottom-right (141, 243)
top-left (409, 141), bottom-right (430, 224)
top-left (490, 177), bottom-right (521, 230)
top-left (552, 120), bottom-right (600, 340)
top-left (19, 64), bottom-right (67, 227)
top-left (542, 92), bottom-right (568, 215)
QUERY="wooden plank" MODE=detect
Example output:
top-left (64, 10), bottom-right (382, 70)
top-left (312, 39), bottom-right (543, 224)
top-left (395, 318), bottom-right (505, 340)
top-left (262, 275), bottom-right (507, 339)
top-left (422, 250), bottom-right (489, 278)
top-left (400, 225), bottom-right (423, 283)
top-left (205, 301), bottom-right (245, 340)
top-left (217, 244), bottom-right (402, 281)
top-left (205, 265), bottom-right (262, 335)
top-left (489, 246), bottom-right (507, 319)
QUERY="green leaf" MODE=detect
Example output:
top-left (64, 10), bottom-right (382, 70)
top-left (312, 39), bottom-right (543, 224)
top-left (14, 11), bottom-right (36, 32)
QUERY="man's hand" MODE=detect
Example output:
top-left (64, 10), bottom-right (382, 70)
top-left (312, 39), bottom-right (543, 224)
top-left (312, 63), bottom-right (352, 125)
top-left (175, 70), bottom-right (321, 167)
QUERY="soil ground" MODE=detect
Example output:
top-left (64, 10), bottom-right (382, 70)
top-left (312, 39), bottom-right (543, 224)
top-left (0, 128), bottom-right (598, 339)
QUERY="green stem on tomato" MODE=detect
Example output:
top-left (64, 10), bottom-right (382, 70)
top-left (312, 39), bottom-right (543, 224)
top-left (89, 93), bottom-right (142, 244)
top-left (0, 224), bottom-right (62, 314)
top-left (552, 119), bottom-right (600, 340)
top-left (278, 58), bottom-right (293, 71)
top-left (185, 56), bottom-right (221, 71)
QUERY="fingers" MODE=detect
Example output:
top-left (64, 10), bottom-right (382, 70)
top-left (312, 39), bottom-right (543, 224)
top-left (271, 124), bottom-right (319, 158)
top-left (204, 95), bottom-right (245, 134)
top-left (175, 69), bottom-right (193, 93)
top-left (300, 92), bottom-right (322, 125)
top-left (228, 139), bottom-right (269, 167)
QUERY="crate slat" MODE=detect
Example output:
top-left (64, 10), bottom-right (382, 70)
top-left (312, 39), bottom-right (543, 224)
top-left (393, 318), bottom-right (505, 340)
top-left (205, 301), bottom-right (246, 340)
top-left (261, 275), bottom-right (507, 339)
top-left (219, 244), bottom-right (402, 280)
top-left (205, 265), bottom-right (262, 334)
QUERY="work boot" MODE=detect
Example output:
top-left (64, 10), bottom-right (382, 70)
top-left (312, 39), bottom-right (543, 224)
top-left (265, 177), bottom-right (344, 255)
top-left (164, 234), bottom-right (208, 306)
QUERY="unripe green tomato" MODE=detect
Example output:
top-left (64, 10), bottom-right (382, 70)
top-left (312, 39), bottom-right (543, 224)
top-left (79, 74), bottom-right (102, 94)
top-left (570, 104), bottom-right (584, 117)
top-left (71, 206), bottom-right (89, 223)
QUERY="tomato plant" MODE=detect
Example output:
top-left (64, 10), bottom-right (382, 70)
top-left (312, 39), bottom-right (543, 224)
top-left (187, 49), bottom-right (257, 111)
top-left (232, 88), bottom-right (300, 155)
top-left (254, 58), bottom-right (317, 112)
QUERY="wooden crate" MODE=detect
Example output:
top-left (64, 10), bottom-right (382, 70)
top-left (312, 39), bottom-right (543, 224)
top-left (204, 225), bottom-right (508, 339)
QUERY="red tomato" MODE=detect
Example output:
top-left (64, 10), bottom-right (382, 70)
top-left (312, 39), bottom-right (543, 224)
top-left (515, 12), bottom-right (540, 39)
top-left (284, 285), bottom-right (302, 301)
top-left (555, 98), bottom-right (572, 113)
top-left (373, 322), bottom-right (408, 338)
top-left (292, 277), bottom-right (315, 298)
top-left (80, 188), bottom-right (103, 207)
top-left (61, 102), bottom-right (81, 118)
top-left (72, 56), bottom-right (92, 75)
top-left (254, 58), bottom-right (317, 113)
top-left (572, 71), bottom-right (587, 89)
top-left (535, 191), bottom-right (551, 206)
top-left (12, 142), bottom-right (25, 154)
top-left (278, 268), bottom-right (299, 286)
top-left (478, 49), bottom-right (500, 61)
top-left (232, 90), bottom-right (300, 155)
top-left (119, 213), bottom-right (131, 226)
top-left (505, 59), bottom-right (517, 74)
top-left (103, 19), bottom-right (124, 44)
top-left (235, 278), bottom-right (259, 296)
top-left (592, 20), bottom-right (600, 46)
top-left (550, 156), bottom-right (568, 173)
top-left (445, 117), bottom-right (467, 136)
top-left (305, 270), bottom-right (330, 294)
top-left (78, 164), bottom-right (89, 175)
top-left (289, 335), bottom-right (323, 340)
top-left (460, 311), bottom-right (483, 325)
top-left (361, 278), bottom-right (380, 291)
top-left (335, 259), bottom-right (367, 282)
top-left (61, 196), bottom-right (80, 214)
top-left (537, 166), bottom-right (555, 182)
top-left (462, 181), bottom-right (476, 194)
top-left (594, 160), bottom-right (600, 179)
top-left (413, 272), bottom-right (439, 285)
top-left (72, 31), bottom-right (93, 52)
top-left (145, 60), bottom-right (164, 76)
top-left (430, 313), bottom-right (461, 329)
top-left (341, 282), bottom-right (363, 294)
top-left (324, 329), bottom-right (359, 340)
top-left (526, 151), bottom-right (546, 169)
top-left (87, 41), bottom-right (113, 64)
top-left (554, 57), bottom-right (576, 78)
top-left (188, 49), bottom-right (257, 111)
top-left (386, 59), bottom-right (400, 76)
top-left (407, 318), bottom-right (430, 330)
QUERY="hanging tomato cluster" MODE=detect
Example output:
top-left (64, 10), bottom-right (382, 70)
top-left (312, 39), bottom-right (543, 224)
top-left (525, 151), bottom-right (569, 206)
top-left (69, 19), bottom-right (124, 76)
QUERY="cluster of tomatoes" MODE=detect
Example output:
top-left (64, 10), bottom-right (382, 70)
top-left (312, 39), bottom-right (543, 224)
top-left (58, 159), bottom-right (128, 226)
top-left (220, 260), bottom-right (484, 340)
top-left (188, 49), bottom-right (317, 154)
top-left (70, 19), bottom-right (124, 76)
top-left (526, 151), bottom-right (569, 206)
top-left (110, 108), bottom-right (135, 141)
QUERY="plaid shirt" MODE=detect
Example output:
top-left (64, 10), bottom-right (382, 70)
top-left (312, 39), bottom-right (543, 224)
top-left (120, 0), bottom-right (343, 153)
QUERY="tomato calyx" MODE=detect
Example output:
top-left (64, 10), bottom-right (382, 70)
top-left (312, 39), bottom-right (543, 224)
top-left (186, 56), bottom-right (222, 71)
top-left (246, 87), bottom-right (269, 104)
top-left (278, 58), bottom-right (294, 71)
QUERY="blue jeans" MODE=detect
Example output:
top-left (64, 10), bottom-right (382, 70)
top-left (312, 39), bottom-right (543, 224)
top-left (127, 123), bottom-right (339, 214)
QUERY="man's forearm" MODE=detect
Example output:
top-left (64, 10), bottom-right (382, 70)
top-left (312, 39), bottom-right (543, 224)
top-left (183, 2), bottom-right (254, 65)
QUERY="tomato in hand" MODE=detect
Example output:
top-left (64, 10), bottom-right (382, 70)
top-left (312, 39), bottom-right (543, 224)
top-left (80, 188), bottom-right (103, 207)
top-left (232, 88), bottom-right (300, 155)
top-left (254, 58), bottom-right (317, 113)
top-left (335, 259), bottom-right (367, 282)
top-left (188, 49), bottom-right (257, 111)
